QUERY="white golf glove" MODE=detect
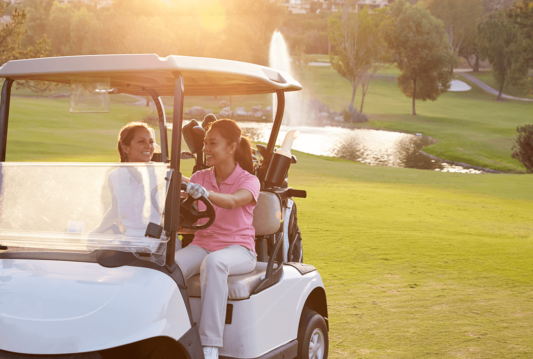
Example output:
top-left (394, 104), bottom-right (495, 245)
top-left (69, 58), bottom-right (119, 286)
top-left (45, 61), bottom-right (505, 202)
top-left (186, 182), bottom-right (209, 199)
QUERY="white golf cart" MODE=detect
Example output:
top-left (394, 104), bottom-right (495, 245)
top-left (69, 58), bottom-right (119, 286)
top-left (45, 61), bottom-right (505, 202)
top-left (0, 54), bottom-right (328, 359)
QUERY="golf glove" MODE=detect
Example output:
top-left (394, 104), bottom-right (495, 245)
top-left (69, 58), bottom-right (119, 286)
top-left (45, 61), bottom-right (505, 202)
top-left (186, 182), bottom-right (209, 199)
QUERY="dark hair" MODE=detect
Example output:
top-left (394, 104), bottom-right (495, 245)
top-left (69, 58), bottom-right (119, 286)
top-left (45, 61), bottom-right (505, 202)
top-left (207, 119), bottom-right (254, 174)
top-left (117, 122), bottom-right (152, 162)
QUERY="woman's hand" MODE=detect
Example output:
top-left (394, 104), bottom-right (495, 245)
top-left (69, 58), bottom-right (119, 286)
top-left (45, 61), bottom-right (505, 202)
top-left (186, 182), bottom-right (209, 199)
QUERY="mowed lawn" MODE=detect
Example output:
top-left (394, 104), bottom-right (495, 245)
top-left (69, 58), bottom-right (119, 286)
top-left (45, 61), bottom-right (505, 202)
top-left (297, 65), bottom-right (532, 173)
top-left (6, 89), bottom-right (533, 358)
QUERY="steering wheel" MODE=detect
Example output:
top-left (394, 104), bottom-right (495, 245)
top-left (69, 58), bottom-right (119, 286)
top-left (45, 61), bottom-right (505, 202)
top-left (179, 182), bottom-right (216, 230)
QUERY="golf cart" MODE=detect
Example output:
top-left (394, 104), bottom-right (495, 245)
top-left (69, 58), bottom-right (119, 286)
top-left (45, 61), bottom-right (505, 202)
top-left (0, 54), bottom-right (328, 359)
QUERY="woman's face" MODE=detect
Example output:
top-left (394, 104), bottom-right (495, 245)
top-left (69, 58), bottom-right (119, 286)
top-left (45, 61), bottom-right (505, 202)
top-left (204, 129), bottom-right (237, 168)
top-left (122, 128), bottom-right (154, 162)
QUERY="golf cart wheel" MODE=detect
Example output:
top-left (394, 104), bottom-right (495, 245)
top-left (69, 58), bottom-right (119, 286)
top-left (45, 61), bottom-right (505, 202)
top-left (297, 308), bottom-right (328, 359)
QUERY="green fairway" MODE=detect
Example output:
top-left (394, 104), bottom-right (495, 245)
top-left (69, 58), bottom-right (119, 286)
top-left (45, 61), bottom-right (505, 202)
top-left (298, 65), bottom-right (531, 173)
top-left (288, 152), bottom-right (533, 358)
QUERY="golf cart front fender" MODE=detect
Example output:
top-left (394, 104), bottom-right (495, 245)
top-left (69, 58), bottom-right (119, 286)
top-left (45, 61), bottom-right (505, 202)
top-left (0, 259), bottom-right (191, 355)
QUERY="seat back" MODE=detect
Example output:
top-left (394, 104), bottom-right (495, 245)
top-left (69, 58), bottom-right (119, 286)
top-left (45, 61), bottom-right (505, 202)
top-left (252, 191), bottom-right (282, 236)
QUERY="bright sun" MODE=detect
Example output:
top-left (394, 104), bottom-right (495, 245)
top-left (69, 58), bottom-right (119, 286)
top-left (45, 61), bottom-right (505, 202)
top-left (198, 0), bottom-right (226, 32)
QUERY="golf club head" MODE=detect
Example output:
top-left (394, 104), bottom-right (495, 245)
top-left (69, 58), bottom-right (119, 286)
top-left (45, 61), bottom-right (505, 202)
top-left (256, 144), bottom-right (268, 158)
top-left (202, 113), bottom-right (217, 130)
top-left (180, 151), bottom-right (196, 160)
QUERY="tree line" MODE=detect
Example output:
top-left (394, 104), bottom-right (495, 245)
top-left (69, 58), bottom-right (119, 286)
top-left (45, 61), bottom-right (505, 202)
top-left (1, 0), bottom-right (285, 68)
top-left (328, 0), bottom-right (533, 117)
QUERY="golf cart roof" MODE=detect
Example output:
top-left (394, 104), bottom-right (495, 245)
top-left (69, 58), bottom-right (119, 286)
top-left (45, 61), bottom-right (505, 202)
top-left (0, 54), bottom-right (302, 96)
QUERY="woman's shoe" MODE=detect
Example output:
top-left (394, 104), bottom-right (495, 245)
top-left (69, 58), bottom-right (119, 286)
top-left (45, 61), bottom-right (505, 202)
top-left (203, 346), bottom-right (219, 359)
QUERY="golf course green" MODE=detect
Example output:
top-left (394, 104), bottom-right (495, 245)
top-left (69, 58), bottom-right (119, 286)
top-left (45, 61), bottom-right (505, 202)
top-left (4, 66), bottom-right (532, 357)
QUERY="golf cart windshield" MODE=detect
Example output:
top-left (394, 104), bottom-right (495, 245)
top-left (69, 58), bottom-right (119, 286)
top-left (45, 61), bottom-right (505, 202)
top-left (0, 163), bottom-right (171, 256)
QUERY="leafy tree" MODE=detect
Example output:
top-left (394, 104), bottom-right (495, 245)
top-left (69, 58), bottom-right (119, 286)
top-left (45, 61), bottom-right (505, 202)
top-left (508, 0), bottom-right (533, 66)
top-left (356, 8), bottom-right (390, 113)
top-left (477, 10), bottom-right (528, 100)
top-left (424, 0), bottom-right (483, 71)
top-left (329, 2), bottom-right (363, 112)
top-left (0, 2), bottom-right (51, 92)
top-left (483, 0), bottom-right (516, 13)
top-left (329, 3), bottom-right (388, 114)
top-left (383, 0), bottom-right (455, 115)
top-left (41, 0), bottom-right (284, 65)
top-left (511, 124), bottom-right (533, 172)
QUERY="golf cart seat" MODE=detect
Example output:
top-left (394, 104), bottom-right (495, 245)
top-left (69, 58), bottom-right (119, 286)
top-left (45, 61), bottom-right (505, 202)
top-left (186, 191), bottom-right (282, 300)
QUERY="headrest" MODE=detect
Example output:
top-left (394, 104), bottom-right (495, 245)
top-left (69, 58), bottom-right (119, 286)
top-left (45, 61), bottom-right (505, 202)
top-left (252, 192), bottom-right (283, 236)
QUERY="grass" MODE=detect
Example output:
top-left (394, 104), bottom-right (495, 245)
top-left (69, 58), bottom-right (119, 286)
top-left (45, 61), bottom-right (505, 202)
top-left (5, 93), bottom-right (533, 358)
top-left (468, 71), bottom-right (533, 99)
top-left (288, 151), bottom-right (533, 358)
top-left (295, 64), bottom-right (532, 173)
top-left (6, 97), bottom-right (153, 162)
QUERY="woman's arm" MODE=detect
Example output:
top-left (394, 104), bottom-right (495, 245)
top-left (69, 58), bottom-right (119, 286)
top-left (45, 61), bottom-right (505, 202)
top-left (207, 189), bottom-right (254, 210)
top-left (186, 182), bottom-right (254, 210)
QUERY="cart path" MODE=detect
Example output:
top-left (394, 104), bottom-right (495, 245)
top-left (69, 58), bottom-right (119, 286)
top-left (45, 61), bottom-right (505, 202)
top-left (459, 73), bottom-right (533, 102)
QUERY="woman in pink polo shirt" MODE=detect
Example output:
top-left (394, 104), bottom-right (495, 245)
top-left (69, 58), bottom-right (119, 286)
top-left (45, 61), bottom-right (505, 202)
top-left (176, 119), bottom-right (260, 359)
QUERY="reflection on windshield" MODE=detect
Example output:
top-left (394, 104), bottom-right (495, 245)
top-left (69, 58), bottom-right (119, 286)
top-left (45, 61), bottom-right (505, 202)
top-left (0, 163), bottom-right (171, 256)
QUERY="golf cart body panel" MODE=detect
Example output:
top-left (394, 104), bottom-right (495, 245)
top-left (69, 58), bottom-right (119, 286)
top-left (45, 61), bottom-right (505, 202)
top-left (0, 259), bottom-right (190, 355)
top-left (0, 54), bottom-right (302, 96)
top-left (188, 266), bottom-right (324, 358)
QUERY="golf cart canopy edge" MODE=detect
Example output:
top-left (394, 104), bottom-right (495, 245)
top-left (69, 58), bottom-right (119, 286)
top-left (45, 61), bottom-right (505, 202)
top-left (0, 54), bottom-right (302, 96)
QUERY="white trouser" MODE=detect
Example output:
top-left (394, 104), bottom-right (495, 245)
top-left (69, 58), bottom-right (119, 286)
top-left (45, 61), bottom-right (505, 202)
top-left (175, 244), bottom-right (257, 347)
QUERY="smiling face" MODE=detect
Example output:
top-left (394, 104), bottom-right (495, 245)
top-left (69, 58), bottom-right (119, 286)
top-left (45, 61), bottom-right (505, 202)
top-left (122, 128), bottom-right (154, 162)
top-left (204, 128), bottom-right (237, 168)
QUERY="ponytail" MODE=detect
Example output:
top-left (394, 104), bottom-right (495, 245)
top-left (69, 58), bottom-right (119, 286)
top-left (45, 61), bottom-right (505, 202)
top-left (207, 119), bottom-right (255, 175)
top-left (235, 136), bottom-right (254, 175)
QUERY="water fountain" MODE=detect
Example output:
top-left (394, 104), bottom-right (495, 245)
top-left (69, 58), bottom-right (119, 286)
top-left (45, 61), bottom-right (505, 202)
top-left (268, 30), bottom-right (309, 126)
top-left (255, 30), bottom-right (484, 173)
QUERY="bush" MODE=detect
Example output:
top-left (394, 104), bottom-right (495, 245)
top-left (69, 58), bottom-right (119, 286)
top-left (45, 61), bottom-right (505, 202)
top-left (511, 124), bottom-right (533, 172)
top-left (342, 107), bottom-right (368, 123)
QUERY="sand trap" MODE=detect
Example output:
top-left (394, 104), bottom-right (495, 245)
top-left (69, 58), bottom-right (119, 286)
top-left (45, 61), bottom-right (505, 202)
top-left (308, 62), bottom-right (331, 66)
top-left (448, 79), bottom-right (471, 92)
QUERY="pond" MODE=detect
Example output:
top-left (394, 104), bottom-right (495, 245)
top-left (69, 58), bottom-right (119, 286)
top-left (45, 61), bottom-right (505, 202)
top-left (237, 122), bottom-right (482, 174)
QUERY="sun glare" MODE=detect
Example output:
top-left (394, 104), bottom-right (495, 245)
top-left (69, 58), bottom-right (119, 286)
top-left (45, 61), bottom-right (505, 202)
top-left (198, 1), bottom-right (226, 32)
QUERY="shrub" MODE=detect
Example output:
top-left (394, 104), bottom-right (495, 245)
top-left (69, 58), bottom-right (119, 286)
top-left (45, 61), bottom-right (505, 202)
top-left (342, 107), bottom-right (368, 123)
top-left (309, 98), bottom-right (330, 114)
top-left (511, 124), bottom-right (533, 173)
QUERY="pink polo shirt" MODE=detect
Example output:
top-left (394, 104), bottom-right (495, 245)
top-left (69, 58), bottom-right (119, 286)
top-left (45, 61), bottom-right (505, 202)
top-left (189, 163), bottom-right (260, 253)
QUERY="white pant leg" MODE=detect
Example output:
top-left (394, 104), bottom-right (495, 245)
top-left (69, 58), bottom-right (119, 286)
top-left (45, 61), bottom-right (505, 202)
top-left (198, 245), bottom-right (257, 347)
top-left (174, 244), bottom-right (209, 280)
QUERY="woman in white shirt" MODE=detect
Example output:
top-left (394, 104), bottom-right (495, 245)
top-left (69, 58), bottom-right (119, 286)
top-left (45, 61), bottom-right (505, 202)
top-left (91, 122), bottom-right (159, 236)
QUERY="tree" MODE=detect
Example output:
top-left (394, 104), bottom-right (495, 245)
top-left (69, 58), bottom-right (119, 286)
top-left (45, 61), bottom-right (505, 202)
top-left (511, 124), bottom-right (533, 172)
top-left (329, 3), bottom-right (388, 114)
top-left (383, 0), bottom-right (455, 115)
top-left (356, 8), bottom-right (390, 114)
top-left (0, 2), bottom-right (51, 92)
top-left (477, 10), bottom-right (528, 100)
top-left (424, 0), bottom-right (483, 71)
top-left (329, 2), bottom-right (362, 112)
top-left (508, 0), bottom-right (533, 66)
